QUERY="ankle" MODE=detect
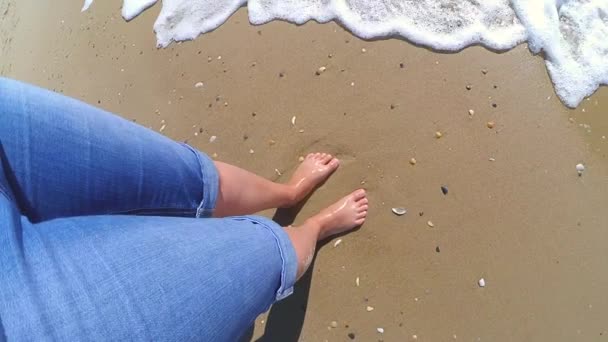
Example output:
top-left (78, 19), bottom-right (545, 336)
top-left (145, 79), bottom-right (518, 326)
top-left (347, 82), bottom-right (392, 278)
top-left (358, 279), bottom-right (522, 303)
top-left (303, 217), bottom-right (324, 240)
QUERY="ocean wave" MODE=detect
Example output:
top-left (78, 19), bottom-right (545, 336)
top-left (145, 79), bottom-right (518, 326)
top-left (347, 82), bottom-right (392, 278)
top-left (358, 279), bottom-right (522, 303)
top-left (82, 0), bottom-right (608, 108)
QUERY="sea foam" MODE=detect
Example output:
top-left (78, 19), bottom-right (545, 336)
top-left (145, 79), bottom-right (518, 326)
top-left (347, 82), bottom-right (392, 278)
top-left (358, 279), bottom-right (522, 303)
top-left (82, 0), bottom-right (608, 108)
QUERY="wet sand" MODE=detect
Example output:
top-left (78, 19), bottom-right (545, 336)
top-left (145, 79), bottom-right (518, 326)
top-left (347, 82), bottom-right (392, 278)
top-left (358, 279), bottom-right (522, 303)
top-left (2, 1), bottom-right (608, 341)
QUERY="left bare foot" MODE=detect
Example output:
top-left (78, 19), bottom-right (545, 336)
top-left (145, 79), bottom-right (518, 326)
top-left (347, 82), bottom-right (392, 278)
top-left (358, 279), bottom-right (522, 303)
top-left (286, 153), bottom-right (340, 205)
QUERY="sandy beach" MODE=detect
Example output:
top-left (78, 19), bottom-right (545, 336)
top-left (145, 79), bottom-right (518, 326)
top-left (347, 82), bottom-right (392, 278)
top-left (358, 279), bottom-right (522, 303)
top-left (2, 1), bottom-right (608, 341)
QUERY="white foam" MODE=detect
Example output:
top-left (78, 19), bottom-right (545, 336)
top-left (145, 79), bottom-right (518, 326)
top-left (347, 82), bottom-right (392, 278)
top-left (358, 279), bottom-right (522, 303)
top-left (122, 0), bottom-right (158, 21)
top-left (82, 0), bottom-right (608, 107)
top-left (81, 0), bottom-right (93, 12)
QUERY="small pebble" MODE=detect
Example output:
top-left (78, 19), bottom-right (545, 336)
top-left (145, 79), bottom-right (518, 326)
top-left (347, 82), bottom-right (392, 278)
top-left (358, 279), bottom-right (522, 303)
top-left (436, 246), bottom-right (441, 253)
top-left (348, 333), bottom-right (356, 340)
top-left (350, 82), bottom-right (355, 86)
top-left (468, 109), bottom-right (475, 116)
top-left (291, 116), bottom-right (297, 126)
top-left (487, 121), bottom-right (495, 129)
top-left (399, 63), bottom-right (405, 68)
top-left (361, 48), bottom-right (367, 53)
top-left (274, 169), bottom-right (282, 176)
top-left (356, 277), bottom-right (360, 287)
top-left (466, 85), bottom-right (472, 90)
top-left (194, 82), bottom-right (204, 88)
top-left (249, 149), bottom-right (255, 154)
top-left (435, 131), bottom-right (443, 139)
top-left (441, 186), bottom-right (448, 195)
top-left (576, 163), bottom-right (585, 175)
top-left (377, 328), bottom-right (384, 334)
top-left (209, 135), bottom-right (217, 143)
top-left (366, 306), bottom-right (374, 312)
top-left (315, 66), bottom-right (327, 75)
top-left (482, 69), bottom-right (488, 75)
top-left (333, 239), bottom-right (342, 247)
top-left (412, 335), bottom-right (418, 340)
top-left (298, 156), bottom-right (305, 162)
top-left (299, 129), bottom-right (305, 133)
top-left (427, 221), bottom-right (434, 228)
top-left (478, 278), bottom-right (486, 287)
top-left (159, 124), bottom-right (166, 132)
top-left (330, 321), bottom-right (338, 328)
top-left (409, 158), bottom-right (417, 165)
top-left (211, 153), bottom-right (218, 158)
top-left (268, 139), bottom-right (276, 145)
top-left (489, 157), bottom-right (496, 162)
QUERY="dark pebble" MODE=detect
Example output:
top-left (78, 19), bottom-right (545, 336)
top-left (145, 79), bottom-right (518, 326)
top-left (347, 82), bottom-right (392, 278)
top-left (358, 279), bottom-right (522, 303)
top-left (199, 128), bottom-right (203, 133)
top-left (399, 63), bottom-right (405, 68)
top-left (492, 103), bottom-right (497, 108)
top-left (243, 134), bottom-right (248, 140)
top-left (348, 333), bottom-right (356, 340)
top-left (436, 246), bottom-right (441, 253)
top-left (390, 104), bottom-right (396, 110)
top-left (279, 72), bottom-right (284, 78)
top-left (419, 211), bottom-right (424, 217)
top-left (441, 186), bottom-right (448, 195)
top-left (252, 112), bottom-right (257, 117)
top-left (466, 85), bottom-right (472, 90)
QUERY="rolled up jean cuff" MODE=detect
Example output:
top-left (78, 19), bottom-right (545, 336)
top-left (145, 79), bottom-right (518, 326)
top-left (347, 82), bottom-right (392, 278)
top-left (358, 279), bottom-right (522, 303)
top-left (234, 215), bottom-right (298, 301)
top-left (182, 143), bottom-right (219, 218)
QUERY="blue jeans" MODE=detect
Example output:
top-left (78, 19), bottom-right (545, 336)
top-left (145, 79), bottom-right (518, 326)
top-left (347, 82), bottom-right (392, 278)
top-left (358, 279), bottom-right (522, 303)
top-left (0, 77), bottom-right (297, 341)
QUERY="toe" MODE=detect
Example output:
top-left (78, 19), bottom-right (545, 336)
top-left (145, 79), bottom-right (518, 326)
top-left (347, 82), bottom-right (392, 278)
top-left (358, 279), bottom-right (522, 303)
top-left (356, 211), bottom-right (367, 219)
top-left (358, 204), bottom-right (368, 212)
top-left (353, 189), bottom-right (366, 200)
top-left (355, 218), bottom-right (365, 226)
top-left (359, 198), bottom-right (368, 206)
top-left (327, 158), bottom-right (340, 170)
top-left (321, 154), bottom-right (333, 164)
top-left (307, 153), bottom-right (314, 159)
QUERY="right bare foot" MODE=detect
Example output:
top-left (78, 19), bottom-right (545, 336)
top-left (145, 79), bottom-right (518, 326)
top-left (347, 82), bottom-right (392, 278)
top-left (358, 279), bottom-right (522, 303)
top-left (286, 153), bottom-right (340, 205)
top-left (308, 189), bottom-right (368, 240)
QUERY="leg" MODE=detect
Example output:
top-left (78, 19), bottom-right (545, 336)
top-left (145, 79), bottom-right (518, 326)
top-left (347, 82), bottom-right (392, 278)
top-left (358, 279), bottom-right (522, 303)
top-left (213, 153), bottom-right (339, 217)
top-left (0, 214), bottom-right (299, 341)
top-left (0, 77), bottom-right (217, 222)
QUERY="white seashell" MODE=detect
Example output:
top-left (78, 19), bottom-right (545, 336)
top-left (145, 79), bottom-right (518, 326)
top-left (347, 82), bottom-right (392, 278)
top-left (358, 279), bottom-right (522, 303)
top-left (427, 220), bottom-right (434, 228)
top-left (315, 66), bottom-right (327, 75)
top-left (333, 239), bottom-right (342, 247)
top-left (209, 135), bottom-right (217, 143)
top-left (291, 116), bottom-right (296, 126)
top-left (355, 277), bottom-right (360, 287)
top-left (478, 278), bottom-right (486, 287)
top-left (392, 207), bottom-right (407, 216)
top-left (576, 163), bottom-right (585, 175)
top-left (159, 124), bottom-right (166, 132)
top-left (274, 169), bottom-right (282, 176)
top-left (377, 328), bottom-right (384, 334)
top-left (194, 82), bottom-right (204, 88)
top-left (366, 306), bottom-right (374, 312)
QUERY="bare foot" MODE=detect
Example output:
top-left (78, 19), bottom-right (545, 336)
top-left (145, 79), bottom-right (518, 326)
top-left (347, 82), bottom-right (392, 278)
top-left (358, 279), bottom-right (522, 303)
top-left (287, 153), bottom-right (340, 205)
top-left (308, 189), bottom-right (368, 240)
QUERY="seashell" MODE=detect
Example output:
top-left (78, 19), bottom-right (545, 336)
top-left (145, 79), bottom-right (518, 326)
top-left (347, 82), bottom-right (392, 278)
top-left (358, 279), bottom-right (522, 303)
top-left (478, 278), bottom-right (486, 287)
top-left (392, 207), bottom-right (407, 216)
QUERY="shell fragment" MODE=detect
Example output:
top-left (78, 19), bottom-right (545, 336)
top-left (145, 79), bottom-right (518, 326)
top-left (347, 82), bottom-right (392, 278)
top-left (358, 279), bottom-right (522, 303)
top-left (392, 207), bottom-right (407, 216)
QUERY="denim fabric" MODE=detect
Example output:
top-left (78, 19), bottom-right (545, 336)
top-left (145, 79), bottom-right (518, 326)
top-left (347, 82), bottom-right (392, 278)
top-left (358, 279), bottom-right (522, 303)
top-left (0, 77), bottom-right (298, 341)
